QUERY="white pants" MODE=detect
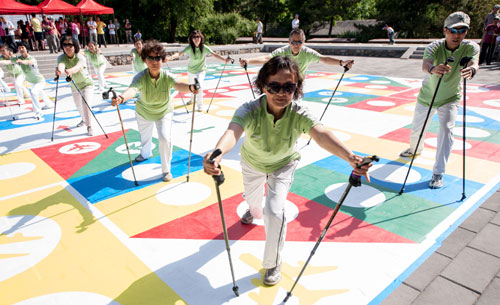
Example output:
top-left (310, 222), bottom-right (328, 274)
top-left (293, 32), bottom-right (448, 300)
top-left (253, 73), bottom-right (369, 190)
top-left (95, 63), bottom-right (107, 91)
top-left (409, 102), bottom-right (458, 175)
top-left (13, 75), bottom-right (26, 104)
top-left (136, 111), bottom-right (173, 174)
top-left (71, 85), bottom-right (94, 128)
top-left (241, 159), bottom-right (299, 269)
top-left (29, 81), bottom-right (53, 115)
top-left (188, 71), bottom-right (206, 110)
top-left (0, 69), bottom-right (9, 92)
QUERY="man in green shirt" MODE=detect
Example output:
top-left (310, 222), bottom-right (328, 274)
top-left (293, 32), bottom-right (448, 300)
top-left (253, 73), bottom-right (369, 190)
top-left (399, 11), bottom-right (479, 189)
top-left (112, 40), bottom-right (199, 182)
top-left (239, 28), bottom-right (354, 78)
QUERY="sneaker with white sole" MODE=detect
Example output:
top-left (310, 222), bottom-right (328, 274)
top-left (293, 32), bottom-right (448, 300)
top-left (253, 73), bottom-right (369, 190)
top-left (429, 174), bottom-right (443, 189)
top-left (264, 264), bottom-right (281, 286)
top-left (399, 148), bottom-right (420, 158)
top-left (76, 120), bottom-right (85, 127)
top-left (162, 172), bottom-right (173, 182)
top-left (134, 155), bottom-right (147, 162)
top-left (87, 127), bottom-right (94, 136)
top-left (241, 209), bottom-right (254, 224)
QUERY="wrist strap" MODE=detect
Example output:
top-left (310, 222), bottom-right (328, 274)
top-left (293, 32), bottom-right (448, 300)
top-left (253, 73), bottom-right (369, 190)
top-left (339, 60), bottom-right (343, 66)
top-left (118, 95), bottom-right (124, 103)
top-left (189, 84), bottom-right (193, 93)
top-left (428, 65), bottom-right (435, 74)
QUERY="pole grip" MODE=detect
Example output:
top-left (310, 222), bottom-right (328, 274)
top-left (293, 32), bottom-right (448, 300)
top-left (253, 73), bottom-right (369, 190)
top-left (209, 149), bottom-right (225, 185)
top-left (349, 155), bottom-right (379, 187)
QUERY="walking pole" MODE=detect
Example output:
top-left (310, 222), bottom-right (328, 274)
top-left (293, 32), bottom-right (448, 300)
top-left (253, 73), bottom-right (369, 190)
top-left (208, 148), bottom-right (239, 297)
top-left (66, 76), bottom-right (109, 139)
top-left (0, 88), bottom-right (17, 121)
top-left (166, 61), bottom-right (189, 114)
top-left (186, 78), bottom-right (200, 182)
top-left (50, 76), bottom-right (60, 141)
top-left (242, 60), bottom-right (255, 99)
top-left (399, 57), bottom-right (454, 195)
top-left (306, 65), bottom-right (349, 145)
top-left (207, 56), bottom-right (234, 113)
top-left (459, 56), bottom-right (472, 201)
top-left (283, 155), bottom-right (379, 303)
top-left (106, 88), bottom-right (139, 186)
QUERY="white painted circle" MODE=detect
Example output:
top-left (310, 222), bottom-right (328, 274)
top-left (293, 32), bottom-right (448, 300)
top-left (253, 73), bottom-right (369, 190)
top-left (59, 142), bottom-right (101, 154)
top-left (13, 292), bottom-right (121, 305)
top-left (325, 183), bottom-right (386, 208)
top-left (216, 109), bottom-right (236, 117)
top-left (236, 199), bottom-right (299, 226)
top-left (55, 110), bottom-right (80, 118)
top-left (207, 88), bottom-right (229, 93)
top-left (11, 116), bottom-right (45, 125)
top-left (322, 97), bottom-right (348, 103)
top-left (115, 141), bottom-right (154, 155)
top-left (319, 91), bottom-right (343, 96)
top-left (0, 216), bottom-right (61, 282)
top-left (367, 100), bottom-right (396, 107)
top-left (332, 131), bottom-right (351, 141)
top-left (0, 162), bottom-right (36, 180)
top-left (122, 163), bottom-right (162, 181)
top-left (483, 99), bottom-right (500, 108)
top-left (455, 115), bottom-right (484, 123)
top-left (156, 182), bottom-right (211, 206)
top-left (365, 85), bottom-right (388, 89)
top-left (404, 105), bottom-right (416, 111)
top-left (370, 80), bottom-right (390, 84)
top-left (350, 77), bottom-right (369, 80)
top-left (424, 137), bottom-right (472, 150)
top-left (370, 164), bottom-right (422, 183)
top-left (453, 127), bottom-right (490, 138)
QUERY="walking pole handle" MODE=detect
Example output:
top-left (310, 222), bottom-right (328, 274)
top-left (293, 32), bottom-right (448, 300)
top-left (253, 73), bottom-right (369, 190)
top-left (53, 75), bottom-right (59, 81)
top-left (208, 149), bottom-right (225, 186)
top-left (65, 75), bottom-right (72, 82)
top-left (194, 78), bottom-right (201, 90)
top-left (227, 56), bottom-right (234, 64)
top-left (349, 155), bottom-right (379, 187)
top-left (103, 88), bottom-right (117, 100)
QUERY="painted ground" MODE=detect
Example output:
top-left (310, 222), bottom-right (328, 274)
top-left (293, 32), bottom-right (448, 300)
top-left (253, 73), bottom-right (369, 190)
top-left (1, 63), bottom-right (499, 305)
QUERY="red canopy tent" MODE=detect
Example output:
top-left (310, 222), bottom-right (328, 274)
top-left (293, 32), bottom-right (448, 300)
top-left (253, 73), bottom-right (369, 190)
top-left (37, 0), bottom-right (80, 15)
top-left (0, 0), bottom-right (41, 14)
top-left (76, 0), bottom-right (114, 15)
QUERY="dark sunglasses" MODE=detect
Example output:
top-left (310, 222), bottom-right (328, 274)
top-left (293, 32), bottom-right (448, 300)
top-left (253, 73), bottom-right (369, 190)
top-left (265, 82), bottom-right (297, 94)
top-left (146, 55), bottom-right (164, 62)
top-left (447, 27), bottom-right (467, 34)
top-left (63, 43), bottom-right (74, 47)
top-left (290, 40), bottom-right (303, 45)
top-left (192, 36), bottom-right (201, 39)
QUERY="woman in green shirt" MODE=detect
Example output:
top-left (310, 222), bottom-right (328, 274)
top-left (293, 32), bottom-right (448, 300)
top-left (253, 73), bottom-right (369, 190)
top-left (56, 35), bottom-right (96, 136)
top-left (169, 30), bottom-right (230, 111)
top-left (130, 39), bottom-right (147, 73)
top-left (112, 40), bottom-right (199, 182)
top-left (84, 41), bottom-right (108, 92)
top-left (0, 45), bottom-right (26, 106)
top-left (203, 56), bottom-right (370, 286)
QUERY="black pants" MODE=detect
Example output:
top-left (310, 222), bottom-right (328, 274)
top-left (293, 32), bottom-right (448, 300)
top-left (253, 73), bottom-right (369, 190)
top-left (97, 33), bottom-right (107, 48)
top-left (479, 42), bottom-right (495, 65)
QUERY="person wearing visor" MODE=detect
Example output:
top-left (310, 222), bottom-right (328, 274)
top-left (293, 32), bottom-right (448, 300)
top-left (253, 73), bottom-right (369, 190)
top-left (239, 28), bottom-right (354, 77)
top-left (399, 11), bottom-right (479, 189)
top-left (203, 56), bottom-right (370, 286)
top-left (112, 40), bottom-right (199, 182)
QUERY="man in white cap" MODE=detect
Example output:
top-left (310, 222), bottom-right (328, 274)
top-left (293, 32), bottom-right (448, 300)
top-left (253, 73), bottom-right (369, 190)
top-left (399, 11), bottom-right (479, 189)
top-left (483, 4), bottom-right (500, 29)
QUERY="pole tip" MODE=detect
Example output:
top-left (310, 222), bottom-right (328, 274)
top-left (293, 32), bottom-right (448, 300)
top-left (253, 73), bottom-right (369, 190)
top-left (283, 292), bottom-right (292, 302)
top-left (233, 286), bottom-right (239, 296)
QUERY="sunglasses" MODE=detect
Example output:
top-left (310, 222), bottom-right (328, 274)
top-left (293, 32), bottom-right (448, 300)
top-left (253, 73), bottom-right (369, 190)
top-left (63, 43), bottom-right (74, 47)
top-left (192, 36), bottom-right (201, 39)
top-left (146, 55), bottom-right (164, 62)
top-left (447, 27), bottom-right (467, 34)
top-left (290, 40), bottom-right (303, 45)
top-left (265, 82), bottom-right (297, 94)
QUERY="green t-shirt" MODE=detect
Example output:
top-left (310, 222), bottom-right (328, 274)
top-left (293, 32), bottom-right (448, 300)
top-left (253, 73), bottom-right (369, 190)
top-left (131, 48), bottom-right (147, 73)
top-left (57, 53), bottom-right (94, 90)
top-left (231, 95), bottom-right (319, 173)
top-left (182, 45), bottom-right (214, 74)
top-left (16, 55), bottom-right (45, 84)
top-left (84, 50), bottom-right (106, 68)
top-left (417, 39), bottom-right (479, 108)
top-left (130, 69), bottom-right (176, 121)
top-left (271, 45), bottom-right (321, 77)
top-left (0, 56), bottom-right (22, 77)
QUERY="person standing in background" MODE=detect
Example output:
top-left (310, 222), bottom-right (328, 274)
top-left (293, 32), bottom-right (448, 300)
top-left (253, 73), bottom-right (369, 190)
top-left (96, 16), bottom-right (107, 48)
top-left (383, 24), bottom-right (395, 45)
top-left (108, 20), bottom-right (117, 45)
top-left (87, 16), bottom-right (97, 44)
top-left (31, 14), bottom-right (44, 51)
top-left (256, 18), bottom-right (263, 44)
top-left (125, 19), bottom-right (133, 44)
top-left (292, 14), bottom-right (299, 29)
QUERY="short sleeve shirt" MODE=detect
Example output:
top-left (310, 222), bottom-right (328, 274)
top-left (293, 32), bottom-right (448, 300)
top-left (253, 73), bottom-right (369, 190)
top-left (87, 21), bottom-right (97, 34)
top-left (96, 21), bottom-right (106, 35)
top-left (16, 55), bottom-right (45, 84)
top-left (84, 50), bottom-right (106, 68)
top-left (57, 52), bottom-right (94, 90)
top-left (0, 55), bottom-right (22, 77)
top-left (231, 95), bottom-right (319, 173)
top-left (130, 69), bottom-right (176, 121)
top-left (131, 48), bottom-right (147, 73)
top-left (182, 45), bottom-right (214, 74)
top-left (417, 39), bottom-right (479, 108)
top-left (483, 24), bottom-right (500, 44)
top-left (31, 18), bottom-right (42, 33)
top-left (271, 45), bottom-right (321, 77)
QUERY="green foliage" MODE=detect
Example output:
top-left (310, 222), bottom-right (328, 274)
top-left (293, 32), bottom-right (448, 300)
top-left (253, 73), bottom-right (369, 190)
top-left (194, 12), bottom-right (254, 44)
top-left (336, 23), bottom-right (386, 43)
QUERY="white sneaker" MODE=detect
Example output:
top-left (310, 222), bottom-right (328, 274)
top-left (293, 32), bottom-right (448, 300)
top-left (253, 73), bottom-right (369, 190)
top-left (429, 174), bottom-right (443, 189)
top-left (76, 120), bottom-right (85, 127)
top-left (399, 148), bottom-right (420, 158)
top-left (162, 172), bottom-right (173, 182)
top-left (263, 264), bottom-right (281, 286)
top-left (87, 127), bottom-right (94, 136)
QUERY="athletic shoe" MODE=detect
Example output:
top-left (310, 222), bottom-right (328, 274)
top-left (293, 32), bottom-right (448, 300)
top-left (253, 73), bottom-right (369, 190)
top-left (241, 209), bottom-right (254, 224)
top-left (134, 155), bottom-right (147, 162)
top-left (399, 148), bottom-right (420, 158)
top-left (186, 99), bottom-right (192, 105)
top-left (76, 120), bottom-right (85, 127)
top-left (263, 264), bottom-right (281, 286)
top-left (87, 127), bottom-right (94, 136)
top-left (42, 104), bottom-right (54, 110)
top-left (429, 174), bottom-right (443, 189)
top-left (162, 172), bottom-right (173, 182)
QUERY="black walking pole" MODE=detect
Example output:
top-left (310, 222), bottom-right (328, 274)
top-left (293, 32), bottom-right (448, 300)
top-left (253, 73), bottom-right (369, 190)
top-left (242, 60), bottom-right (255, 99)
top-left (186, 78), bottom-right (201, 182)
top-left (207, 56), bottom-right (234, 113)
top-left (50, 76), bottom-right (60, 141)
top-left (283, 155), bottom-right (379, 303)
top-left (306, 65), bottom-right (350, 145)
top-left (66, 75), bottom-right (109, 139)
top-left (459, 56), bottom-right (472, 201)
top-left (104, 88), bottom-right (139, 186)
top-left (399, 57), bottom-right (454, 195)
top-left (208, 148), bottom-right (239, 297)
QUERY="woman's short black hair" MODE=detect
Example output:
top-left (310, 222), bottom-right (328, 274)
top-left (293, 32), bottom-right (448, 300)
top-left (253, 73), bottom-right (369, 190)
top-left (60, 35), bottom-right (80, 54)
top-left (140, 39), bottom-right (166, 61)
top-left (254, 56), bottom-right (304, 100)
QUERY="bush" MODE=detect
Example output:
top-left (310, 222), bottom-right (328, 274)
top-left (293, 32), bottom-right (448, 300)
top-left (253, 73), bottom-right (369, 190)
top-left (337, 23), bottom-right (387, 43)
top-left (197, 12), bottom-right (254, 44)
